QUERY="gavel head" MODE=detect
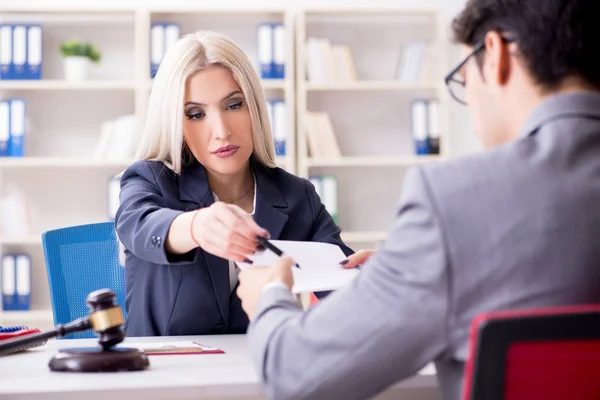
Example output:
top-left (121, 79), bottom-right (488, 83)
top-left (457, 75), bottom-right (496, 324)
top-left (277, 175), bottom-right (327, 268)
top-left (85, 289), bottom-right (126, 350)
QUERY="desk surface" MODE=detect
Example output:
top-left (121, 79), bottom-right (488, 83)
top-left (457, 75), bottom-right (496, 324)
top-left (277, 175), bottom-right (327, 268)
top-left (0, 335), bottom-right (438, 400)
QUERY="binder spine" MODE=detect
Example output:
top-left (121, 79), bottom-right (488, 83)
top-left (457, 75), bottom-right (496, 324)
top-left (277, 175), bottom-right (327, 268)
top-left (0, 24), bottom-right (12, 80)
top-left (1, 255), bottom-right (17, 311)
top-left (12, 25), bottom-right (26, 80)
top-left (257, 24), bottom-right (273, 79)
top-left (15, 254), bottom-right (31, 311)
top-left (427, 99), bottom-right (440, 155)
top-left (0, 100), bottom-right (9, 156)
top-left (273, 99), bottom-right (286, 156)
top-left (26, 25), bottom-right (42, 80)
top-left (272, 23), bottom-right (285, 79)
top-left (150, 23), bottom-right (165, 78)
top-left (322, 175), bottom-right (339, 224)
top-left (411, 99), bottom-right (430, 155)
top-left (8, 98), bottom-right (25, 157)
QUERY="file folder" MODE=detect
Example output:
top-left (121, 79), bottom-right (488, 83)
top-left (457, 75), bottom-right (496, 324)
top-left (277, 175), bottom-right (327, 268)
top-left (427, 99), bottom-right (440, 155)
top-left (257, 24), bottom-right (273, 79)
top-left (0, 100), bottom-right (9, 156)
top-left (9, 99), bottom-right (25, 157)
top-left (321, 175), bottom-right (339, 224)
top-left (411, 99), bottom-right (430, 155)
top-left (108, 176), bottom-right (121, 220)
top-left (273, 99), bottom-right (286, 156)
top-left (26, 25), bottom-right (42, 80)
top-left (272, 23), bottom-right (285, 79)
top-left (12, 25), bottom-right (27, 80)
top-left (164, 24), bottom-right (180, 56)
top-left (266, 99), bottom-right (274, 133)
top-left (309, 176), bottom-right (323, 200)
top-left (0, 25), bottom-right (12, 80)
top-left (1, 255), bottom-right (17, 311)
top-left (15, 254), bottom-right (31, 311)
top-left (150, 24), bottom-right (165, 78)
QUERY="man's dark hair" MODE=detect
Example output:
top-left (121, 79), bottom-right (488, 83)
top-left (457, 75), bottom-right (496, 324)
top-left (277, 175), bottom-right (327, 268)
top-left (451, 0), bottom-right (600, 91)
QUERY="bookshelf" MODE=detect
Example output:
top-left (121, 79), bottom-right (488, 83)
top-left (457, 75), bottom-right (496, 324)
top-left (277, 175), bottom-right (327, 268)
top-left (295, 9), bottom-right (450, 249)
top-left (0, 6), bottom-right (296, 329)
top-left (0, 6), bottom-right (451, 328)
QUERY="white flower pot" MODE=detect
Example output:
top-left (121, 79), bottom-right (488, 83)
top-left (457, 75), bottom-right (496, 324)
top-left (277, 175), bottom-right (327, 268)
top-left (63, 56), bottom-right (90, 81)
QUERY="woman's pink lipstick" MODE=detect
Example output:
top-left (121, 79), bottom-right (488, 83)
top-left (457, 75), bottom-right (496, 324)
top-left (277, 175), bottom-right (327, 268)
top-left (212, 144), bottom-right (239, 158)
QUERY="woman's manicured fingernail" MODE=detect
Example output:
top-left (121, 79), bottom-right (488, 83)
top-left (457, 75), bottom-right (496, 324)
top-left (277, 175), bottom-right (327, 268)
top-left (339, 259), bottom-right (349, 265)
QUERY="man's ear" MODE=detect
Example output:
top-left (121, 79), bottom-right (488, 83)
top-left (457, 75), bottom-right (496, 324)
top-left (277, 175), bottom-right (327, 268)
top-left (483, 31), bottom-right (512, 87)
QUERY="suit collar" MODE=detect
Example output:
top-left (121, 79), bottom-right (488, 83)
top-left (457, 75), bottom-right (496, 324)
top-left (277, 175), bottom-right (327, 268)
top-left (519, 91), bottom-right (600, 138)
top-left (178, 157), bottom-right (289, 326)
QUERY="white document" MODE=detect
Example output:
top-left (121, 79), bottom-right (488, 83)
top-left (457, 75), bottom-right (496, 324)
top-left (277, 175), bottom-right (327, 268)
top-left (238, 240), bottom-right (359, 294)
top-left (130, 341), bottom-right (219, 352)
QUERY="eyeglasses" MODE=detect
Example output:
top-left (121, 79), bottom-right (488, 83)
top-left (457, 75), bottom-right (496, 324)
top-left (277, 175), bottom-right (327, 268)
top-left (444, 36), bottom-right (517, 106)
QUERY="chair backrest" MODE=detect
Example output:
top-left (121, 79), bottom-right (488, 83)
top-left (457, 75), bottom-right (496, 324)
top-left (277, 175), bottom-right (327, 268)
top-left (463, 304), bottom-right (600, 400)
top-left (42, 222), bottom-right (126, 339)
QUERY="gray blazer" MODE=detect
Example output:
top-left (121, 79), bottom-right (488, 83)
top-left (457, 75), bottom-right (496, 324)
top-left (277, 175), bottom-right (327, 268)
top-left (247, 92), bottom-right (600, 400)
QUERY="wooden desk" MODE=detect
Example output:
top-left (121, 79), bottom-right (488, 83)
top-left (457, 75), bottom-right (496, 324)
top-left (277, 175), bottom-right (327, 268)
top-left (0, 335), bottom-right (440, 400)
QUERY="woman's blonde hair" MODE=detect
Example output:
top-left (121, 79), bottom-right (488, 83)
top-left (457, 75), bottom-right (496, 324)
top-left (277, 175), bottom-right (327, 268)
top-left (118, 31), bottom-right (277, 266)
top-left (135, 30), bottom-right (277, 173)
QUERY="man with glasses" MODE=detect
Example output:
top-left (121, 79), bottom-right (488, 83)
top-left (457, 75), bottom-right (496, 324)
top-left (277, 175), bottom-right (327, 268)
top-left (236, 0), bottom-right (600, 399)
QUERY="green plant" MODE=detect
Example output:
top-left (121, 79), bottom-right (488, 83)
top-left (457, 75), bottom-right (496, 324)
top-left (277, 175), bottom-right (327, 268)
top-left (59, 40), bottom-right (102, 63)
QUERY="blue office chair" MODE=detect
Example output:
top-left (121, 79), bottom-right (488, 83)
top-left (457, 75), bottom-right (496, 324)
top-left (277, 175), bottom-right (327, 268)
top-left (42, 222), bottom-right (127, 339)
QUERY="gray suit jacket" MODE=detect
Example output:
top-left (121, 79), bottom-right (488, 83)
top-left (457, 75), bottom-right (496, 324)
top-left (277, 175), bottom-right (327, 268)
top-left (247, 92), bottom-right (600, 400)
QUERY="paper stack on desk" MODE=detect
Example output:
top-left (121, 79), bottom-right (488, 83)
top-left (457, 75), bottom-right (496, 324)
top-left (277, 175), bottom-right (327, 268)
top-left (237, 240), bottom-right (360, 294)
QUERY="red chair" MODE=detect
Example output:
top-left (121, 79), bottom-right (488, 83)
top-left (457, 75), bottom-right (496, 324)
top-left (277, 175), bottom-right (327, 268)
top-left (462, 304), bottom-right (600, 400)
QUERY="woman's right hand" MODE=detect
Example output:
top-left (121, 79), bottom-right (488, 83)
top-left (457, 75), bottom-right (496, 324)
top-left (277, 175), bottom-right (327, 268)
top-left (191, 202), bottom-right (269, 262)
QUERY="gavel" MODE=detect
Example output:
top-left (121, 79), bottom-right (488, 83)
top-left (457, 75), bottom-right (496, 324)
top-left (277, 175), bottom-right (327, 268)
top-left (0, 288), bottom-right (149, 372)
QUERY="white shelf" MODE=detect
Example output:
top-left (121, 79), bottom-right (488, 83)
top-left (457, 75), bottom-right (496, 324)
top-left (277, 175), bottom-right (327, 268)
top-left (305, 155), bottom-right (442, 167)
top-left (305, 81), bottom-right (436, 91)
top-left (0, 309), bottom-right (54, 323)
top-left (0, 157), bottom-right (132, 168)
top-left (341, 231), bottom-right (387, 243)
top-left (0, 234), bottom-right (42, 245)
top-left (0, 80), bottom-right (136, 91)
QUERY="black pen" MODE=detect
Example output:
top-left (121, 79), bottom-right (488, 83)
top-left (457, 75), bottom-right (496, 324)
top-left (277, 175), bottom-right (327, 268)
top-left (256, 236), bottom-right (301, 269)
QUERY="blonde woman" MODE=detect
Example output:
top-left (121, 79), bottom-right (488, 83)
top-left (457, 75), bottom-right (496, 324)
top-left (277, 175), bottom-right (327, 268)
top-left (115, 31), bottom-right (354, 337)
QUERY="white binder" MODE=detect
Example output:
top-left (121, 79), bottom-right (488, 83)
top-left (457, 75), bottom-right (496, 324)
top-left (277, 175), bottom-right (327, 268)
top-left (273, 100), bottom-right (286, 156)
top-left (15, 254), bottom-right (30, 310)
top-left (1, 255), bottom-right (16, 311)
top-left (150, 24), bottom-right (165, 78)
top-left (0, 100), bottom-right (9, 156)
top-left (257, 24), bottom-right (273, 79)
top-left (27, 25), bottom-right (42, 79)
top-left (273, 23), bottom-right (285, 79)
top-left (12, 25), bottom-right (27, 79)
top-left (9, 98), bottom-right (25, 157)
top-left (0, 25), bottom-right (12, 79)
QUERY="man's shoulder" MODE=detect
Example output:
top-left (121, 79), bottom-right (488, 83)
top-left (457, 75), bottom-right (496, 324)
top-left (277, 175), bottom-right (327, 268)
top-left (417, 141), bottom-right (528, 199)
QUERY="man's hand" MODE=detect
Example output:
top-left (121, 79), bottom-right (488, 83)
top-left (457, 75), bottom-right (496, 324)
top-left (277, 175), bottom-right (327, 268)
top-left (237, 256), bottom-right (295, 321)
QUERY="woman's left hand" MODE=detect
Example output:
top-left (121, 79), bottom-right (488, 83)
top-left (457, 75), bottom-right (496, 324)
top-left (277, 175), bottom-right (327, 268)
top-left (339, 249), bottom-right (376, 269)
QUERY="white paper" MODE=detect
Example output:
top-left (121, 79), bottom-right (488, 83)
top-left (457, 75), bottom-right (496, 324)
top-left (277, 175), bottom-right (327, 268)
top-left (128, 341), bottom-right (219, 352)
top-left (238, 240), bottom-right (359, 294)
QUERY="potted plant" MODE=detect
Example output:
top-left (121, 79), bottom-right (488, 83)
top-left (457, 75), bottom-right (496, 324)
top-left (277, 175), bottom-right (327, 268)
top-left (59, 40), bottom-right (101, 81)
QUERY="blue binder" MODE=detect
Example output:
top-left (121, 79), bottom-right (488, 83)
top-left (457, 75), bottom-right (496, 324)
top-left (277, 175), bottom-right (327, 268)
top-left (1, 254), bottom-right (17, 311)
top-left (0, 24), bottom-right (12, 80)
top-left (8, 98), bottom-right (26, 157)
top-left (0, 100), bottom-right (9, 156)
top-left (257, 23), bottom-right (274, 79)
top-left (272, 99), bottom-right (286, 156)
top-left (150, 23), bottom-right (165, 78)
top-left (25, 25), bottom-right (42, 80)
top-left (11, 25), bottom-right (27, 80)
top-left (272, 23), bottom-right (285, 79)
top-left (14, 254), bottom-right (31, 311)
top-left (411, 99), bottom-right (431, 155)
